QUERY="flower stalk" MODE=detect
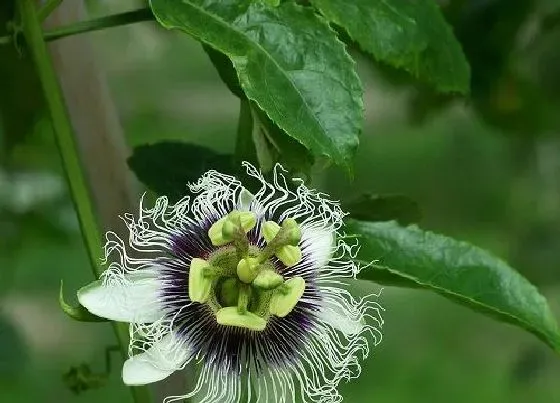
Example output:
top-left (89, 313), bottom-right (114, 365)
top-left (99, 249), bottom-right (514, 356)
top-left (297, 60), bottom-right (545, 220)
top-left (17, 1), bottom-right (151, 402)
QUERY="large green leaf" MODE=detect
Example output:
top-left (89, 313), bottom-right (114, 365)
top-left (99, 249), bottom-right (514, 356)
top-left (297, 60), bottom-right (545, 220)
top-left (149, 0), bottom-right (362, 172)
top-left (203, 44), bottom-right (245, 99)
top-left (252, 105), bottom-right (315, 178)
top-left (310, 0), bottom-right (470, 93)
top-left (348, 220), bottom-right (560, 352)
top-left (203, 48), bottom-right (315, 176)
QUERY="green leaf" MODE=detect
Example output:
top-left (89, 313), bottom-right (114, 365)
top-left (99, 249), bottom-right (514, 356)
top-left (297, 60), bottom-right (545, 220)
top-left (59, 280), bottom-right (108, 322)
top-left (252, 105), bottom-right (315, 178)
top-left (149, 0), bottom-right (363, 172)
top-left (348, 220), bottom-right (560, 352)
top-left (234, 98), bottom-right (314, 179)
top-left (344, 193), bottom-right (421, 224)
top-left (203, 44), bottom-right (245, 99)
top-left (310, 0), bottom-right (471, 93)
top-left (128, 141), bottom-right (235, 202)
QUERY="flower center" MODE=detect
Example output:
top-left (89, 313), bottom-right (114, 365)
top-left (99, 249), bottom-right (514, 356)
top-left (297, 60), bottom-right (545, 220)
top-left (188, 210), bottom-right (306, 331)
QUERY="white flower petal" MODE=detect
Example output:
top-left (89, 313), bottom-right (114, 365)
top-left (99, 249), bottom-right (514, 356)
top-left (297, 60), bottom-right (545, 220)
top-left (317, 302), bottom-right (364, 336)
top-left (301, 225), bottom-right (335, 268)
top-left (77, 268), bottom-right (163, 323)
top-left (122, 332), bottom-right (189, 386)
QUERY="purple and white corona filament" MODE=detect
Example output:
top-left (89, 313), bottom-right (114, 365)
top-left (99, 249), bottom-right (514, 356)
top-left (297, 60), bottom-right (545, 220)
top-left (77, 163), bottom-right (383, 403)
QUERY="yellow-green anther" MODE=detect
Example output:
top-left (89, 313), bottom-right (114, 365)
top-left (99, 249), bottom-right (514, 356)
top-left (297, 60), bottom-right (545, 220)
top-left (262, 221), bottom-right (280, 243)
top-left (209, 211), bottom-right (256, 246)
top-left (253, 270), bottom-right (284, 290)
top-left (208, 217), bottom-right (230, 246)
top-left (269, 276), bottom-right (306, 317)
top-left (227, 210), bottom-right (257, 233)
top-left (281, 218), bottom-right (302, 245)
top-left (215, 307), bottom-right (267, 331)
top-left (188, 258), bottom-right (213, 303)
top-left (237, 257), bottom-right (260, 283)
top-left (221, 219), bottom-right (238, 240)
top-left (276, 245), bottom-right (302, 267)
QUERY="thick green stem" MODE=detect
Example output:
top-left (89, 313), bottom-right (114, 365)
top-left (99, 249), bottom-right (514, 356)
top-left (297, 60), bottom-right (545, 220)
top-left (17, 1), bottom-right (151, 402)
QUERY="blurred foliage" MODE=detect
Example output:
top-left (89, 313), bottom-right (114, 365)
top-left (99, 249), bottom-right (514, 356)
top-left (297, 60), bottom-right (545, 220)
top-left (344, 194), bottom-right (421, 224)
top-left (0, 314), bottom-right (27, 381)
top-left (0, 2), bottom-right (44, 159)
top-left (127, 141), bottom-right (235, 202)
top-left (362, 0), bottom-right (560, 142)
top-left (63, 363), bottom-right (107, 394)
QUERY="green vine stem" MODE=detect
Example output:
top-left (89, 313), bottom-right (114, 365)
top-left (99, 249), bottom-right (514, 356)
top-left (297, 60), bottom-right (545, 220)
top-left (0, 7), bottom-right (154, 46)
top-left (17, 1), bottom-right (152, 402)
top-left (38, 0), bottom-right (64, 21)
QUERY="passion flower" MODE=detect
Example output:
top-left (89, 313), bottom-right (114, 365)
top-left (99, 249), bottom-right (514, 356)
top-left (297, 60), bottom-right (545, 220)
top-left (77, 163), bottom-right (383, 402)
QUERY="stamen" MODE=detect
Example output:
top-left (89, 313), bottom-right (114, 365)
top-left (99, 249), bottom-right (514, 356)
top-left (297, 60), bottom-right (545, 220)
top-left (207, 210), bottom-right (256, 247)
top-left (215, 307), bottom-right (266, 331)
top-left (275, 245), bottom-right (302, 267)
top-left (252, 270), bottom-right (284, 290)
top-left (236, 257), bottom-right (260, 284)
top-left (207, 217), bottom-right (229, 246)
top-left (198, 215), bottom-right (307, 329)
top-left (269, 276), bottom-right (306, 317)
top-left (188, 258), bottom-right (214, 303)
top-left (259, 219), bottom-right (303, 267)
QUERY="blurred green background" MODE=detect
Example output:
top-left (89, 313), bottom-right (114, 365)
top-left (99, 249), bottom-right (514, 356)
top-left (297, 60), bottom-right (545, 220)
top-left (1, 1), bottom-right (560, 402)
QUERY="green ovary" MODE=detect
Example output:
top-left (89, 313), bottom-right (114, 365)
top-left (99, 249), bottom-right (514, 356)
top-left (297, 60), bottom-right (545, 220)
top-left (188, 211), bottom-right (307, 331)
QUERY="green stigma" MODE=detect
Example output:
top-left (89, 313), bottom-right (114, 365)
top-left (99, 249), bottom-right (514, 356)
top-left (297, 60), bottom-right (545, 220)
top-left (187, 211), bottom-right (306, 331)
